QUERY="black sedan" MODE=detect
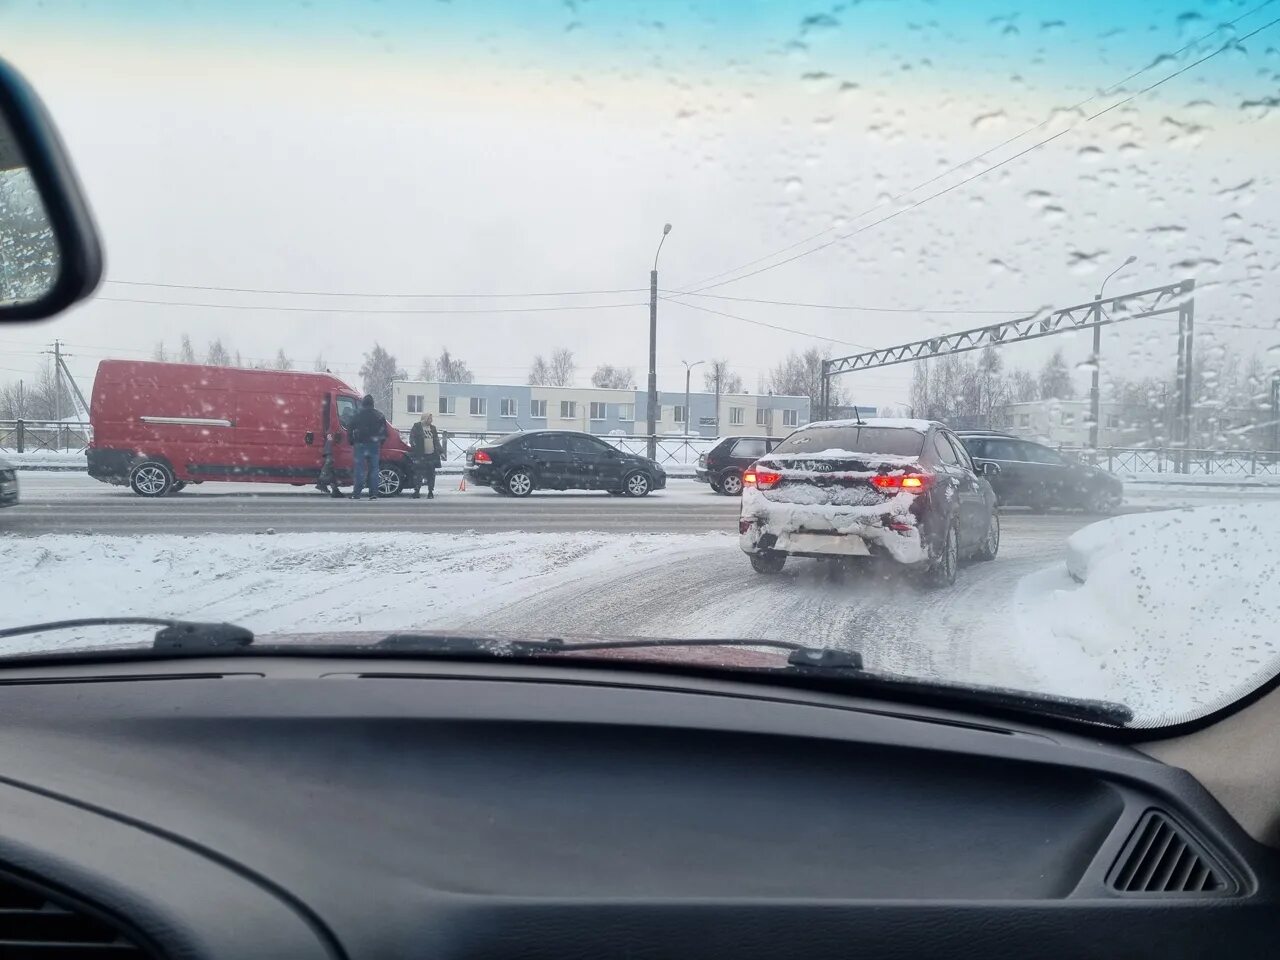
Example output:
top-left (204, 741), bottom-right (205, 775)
top-left (0, 456), bottom-right (17, 508)
top-left (465, 430), bottom-right (667, 497)
top-left (695, 435), bottom-right (784, 496)
top-left (955, 432), bottom-right (1123, 513)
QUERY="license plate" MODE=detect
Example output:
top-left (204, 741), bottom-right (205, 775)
top-left (781, 532), bottom-right (870, 556)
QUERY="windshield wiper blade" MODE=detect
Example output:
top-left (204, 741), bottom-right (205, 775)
top-left (0, 617), bottom-right (254, 653)
top-left (377, 633), bottom-right (864, 669)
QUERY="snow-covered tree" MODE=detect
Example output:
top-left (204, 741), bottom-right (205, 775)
top-left (1038, 349), bottom-right (1074, 400)
top-left (528, 355), bottom-right (552, 385)
top-left (178, 334), bottom-right (197, 364)
top-left (591, 364), bottom-right (636, 389)
top-left (206, 339), bottom-right (233, 366)
top-left (548, 348), bottom-right (576, 387)
top-left (436, 348), bottom-right (472, 383)
top-left (273, 349), bottom-right (292, 370)
top-left (359, 343), bottom-right (406, 412)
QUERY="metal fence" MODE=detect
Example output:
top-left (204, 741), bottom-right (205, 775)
top-left (434, 430), bottom-right (718, 466)
top-left (1064, 446), bottom-right (1280, 477)
top-left (0, 419), bottom-right (92, 453)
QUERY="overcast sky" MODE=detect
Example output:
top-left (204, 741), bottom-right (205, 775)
top-left (1, 0), bottom-right (1276, 408)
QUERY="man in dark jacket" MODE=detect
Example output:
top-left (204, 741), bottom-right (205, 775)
top-left (408, 412), bottom-right (443, 499)
top-left (347, 394), bottom-right (388, 501)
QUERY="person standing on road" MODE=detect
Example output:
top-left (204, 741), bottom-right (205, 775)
top-left (348, 394), bottom-right (388, 501)
top-left (409, 412), bottom-right (443, 499)
top-left (314, 432), bottom-right (344, 498)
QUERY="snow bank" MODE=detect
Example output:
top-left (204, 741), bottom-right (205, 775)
top-left (1018, 504), bottom-right (1280, 722)
top-left (0, 532), bottom-right (726, 650)
top-left (2, 450), bottom-right (87, 471)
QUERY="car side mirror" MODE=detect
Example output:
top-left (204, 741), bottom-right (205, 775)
top-left (0, 59), bottom-right (102, 321)
top-left (981, 461), bottom-right (1001, 477)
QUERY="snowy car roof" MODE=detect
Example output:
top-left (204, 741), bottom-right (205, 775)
top-left (799, 417), bottom-right (936, 432)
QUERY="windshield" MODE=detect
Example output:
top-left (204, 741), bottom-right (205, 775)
top-left (773, 427), bottom-right (926, 458)
top-left (2, 0), bottom-right (1279, 730)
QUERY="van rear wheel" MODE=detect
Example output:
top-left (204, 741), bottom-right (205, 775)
top-left (129, 461), bottom-right (174, 497)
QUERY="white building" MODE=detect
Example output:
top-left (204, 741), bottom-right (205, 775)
top-left (1004, 399), bottom-right (1128, 447)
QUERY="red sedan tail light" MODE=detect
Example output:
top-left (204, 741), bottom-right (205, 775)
top-left (474, 449), bottom-right (492, 463)
top-left (870, 472), bottom-right (930, 493)
top-left (743, 465), bottom-right (782, 490)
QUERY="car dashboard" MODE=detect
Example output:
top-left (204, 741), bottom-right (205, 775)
top-left (0, 655), bottom-right (1275, 959)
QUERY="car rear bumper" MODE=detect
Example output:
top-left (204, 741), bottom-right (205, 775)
top-left (0, 480), bottom-right (18, 507)
top-left (694, 468), bottom-right (710, 483)
top-left (739, 500), bottom-right (927, 566)
top-left (86, 448), bottom-right (135, 485)
top-left (465, 464), bottom-right (500, 485)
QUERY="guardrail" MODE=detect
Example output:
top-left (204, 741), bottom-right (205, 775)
top-left (0, 419), bottom-right (92, 453)
top-left (1062, 446), bottom-right (1280, 477)
top-left (431, 430), bottom-right (719, 466)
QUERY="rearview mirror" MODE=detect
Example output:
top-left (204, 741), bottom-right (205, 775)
top-left (0, 59), bottom-right (102, 321)
top-left (981, 461), bottom-right (1001, 477)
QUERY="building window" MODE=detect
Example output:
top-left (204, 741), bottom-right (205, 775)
top-left (469, 397), bottom-right (487, 417)
top-left (589, 401), bottom-right (607, 421)
top-left (729, 407), bottom-right (745, 426)
top-left (407, 395), bottom-right (424, 414)
top-left (756, 408), bottom-right (769, 426)
top-left (618, 403), bottom-right (634, 421)
top-left (1061, 411), bottom-right (1074, 426)
top-left (438, 396), bottom-right (456, 415)
top-left (500, 398), bottom-right (517, 418)
top-left (1106, 414), bottom-right (1120, 429)
top-left (673, 405), bottom-right (686, 424)
top-left (560, 400), bottom-right (577, 419)
top-left (1018, 414), bottom-right (1031, 427)
top-left (782, 409), bottom-right (798, 427)
top-left (530, 399), bottom-right (547, 418)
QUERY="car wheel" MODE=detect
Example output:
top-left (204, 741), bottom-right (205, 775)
top-left (129, 460), bottom-right (174, 497)
top-left (377, 466), bottom-right (404, 497)
top-left (622, 471), bottom-right (651, 497)
top-left (719, 470), bottom-right (744, 496)
top-left (506, 469), bottom-right (534, 497)
top-left (974, 511), bottom-right (1000, 561)
top-left (925, 522), bottom-right (959, 587)
top-left (1084, 486), bottom-right (1120, 515)
top-left (749, 551), bottom-right (787, 574)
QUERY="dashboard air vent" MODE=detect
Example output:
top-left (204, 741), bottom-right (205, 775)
top-left (1109, 810), bottom-right (1231, 895)
top-left (0, 870), bottom-right (153, 957)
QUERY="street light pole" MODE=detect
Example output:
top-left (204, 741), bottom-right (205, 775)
top-left (647, 223), bottom-right (672, 460)
top-left (1091, 255), bottom-right (1137, 450)
top-left (681, 359), bottom-right (704, 438)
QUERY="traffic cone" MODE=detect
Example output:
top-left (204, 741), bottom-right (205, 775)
top-left (457, 473), bottom-right (467, 492)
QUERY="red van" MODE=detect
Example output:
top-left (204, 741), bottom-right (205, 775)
top-left (87, 360), bottom-right (413, 497)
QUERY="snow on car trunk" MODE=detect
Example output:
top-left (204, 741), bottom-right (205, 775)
top-left (1015, 503), bottom-right (1280, 722)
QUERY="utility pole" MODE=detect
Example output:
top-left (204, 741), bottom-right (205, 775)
top-left (714, 367), bottom-right (722, 438)
top-left (1091, 255), bottom-right (1136, 450)
top-left (647, 223), bottom-right (672, 460)
top-left (681, 359), bottom-right (704, 438)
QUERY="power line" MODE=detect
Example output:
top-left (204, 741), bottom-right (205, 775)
top-left (675, 3), bottom-right (1279, 294)
top-left (664, 290), bottom-right (1033, 314)
top-left (662, 297), bottom-right (870, 348)
top-left (95, 296), bottom-right (648, 316)
top-left (104, 279), bottom-right (648, 299)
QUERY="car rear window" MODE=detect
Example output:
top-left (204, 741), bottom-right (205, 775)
top-left (772, 427), bottom-right (926, 457)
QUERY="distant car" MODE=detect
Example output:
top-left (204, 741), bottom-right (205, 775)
top-left (739, 419), bottom-right (999, 587)
top-left (465, 430), bottom-right (667, 497)
top-left (0, 456), bottom-right (17, 508)
top-left (955, 432), bottom-right (1123, 513)
top-left (695, 435), bottom-right (785, 496)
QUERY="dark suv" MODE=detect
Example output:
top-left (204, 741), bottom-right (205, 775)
top-left (465, 430), bottom-right (667, 497)
top-left (955, 432), bottom-right (1123, 513)
top-left (696, 435), bottom-right (784, 496)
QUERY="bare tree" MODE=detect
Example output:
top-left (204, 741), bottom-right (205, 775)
top-left (770, 348), bottom-right (845, 411)
top-left (152, 341), bottom-right (168, 362)
top-left (206, 339), bottom-right (233, 367)
top-left (178, 334), bottom-right (196, 364)
top-left (1008, 368), bottom-right (1039, 403)
top-left (528, 355), bottom-right (552, 385)
top-left (590, 364), bottom-right (636, 389)
top-left (313, 355), bottom-right (328, 373)
top-left (359, 343), bottom-right (406, 412)
top-left (437, 348), bottom-right (472, 383)
top-left (1038, 349), bottom-right (1075, 400)
top-left (548, 348), bottom-right (576, 387)
top-left (703, 359), bottom-right (743, 395)
top-left (417, 355), bottom-right (438, 381)
top-left (273, 349), bottom-right (292, 371)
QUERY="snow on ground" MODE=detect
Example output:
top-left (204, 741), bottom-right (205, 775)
top-left (1013, 504), bottom-right (1280, 722)
top-left (2, 450), bottom-right (87, 470)
top-left (0, 531), bottom-right (725, 650)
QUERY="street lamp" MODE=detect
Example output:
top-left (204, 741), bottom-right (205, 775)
top-left (681, 359), bottom-right (705, 439)
top-left (647, 223), bottom-right (672, 459)
top-left (1090, 254), bottom-right (1137, 450)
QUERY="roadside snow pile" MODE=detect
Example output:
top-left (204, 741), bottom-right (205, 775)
top-left (0, 532), bottom-right (727, 650)
top-left (1018, 504), bottom-right (1280, 720)
top-left (3, 450), bottom-right (87, 470)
